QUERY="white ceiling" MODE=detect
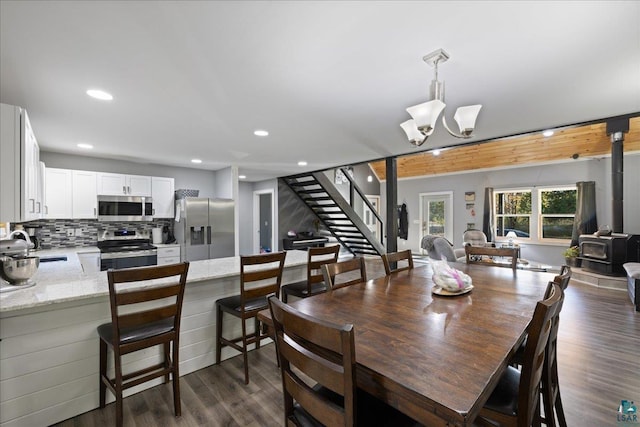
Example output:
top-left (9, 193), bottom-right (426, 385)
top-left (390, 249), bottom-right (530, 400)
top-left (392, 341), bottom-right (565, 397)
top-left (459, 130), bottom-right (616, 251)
top-left (1, 1), bottom-right (639, 181)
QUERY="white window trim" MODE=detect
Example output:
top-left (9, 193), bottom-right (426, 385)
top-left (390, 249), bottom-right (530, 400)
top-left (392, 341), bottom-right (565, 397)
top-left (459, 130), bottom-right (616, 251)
top-left (537, 185), bottom-right (577, 244)
top-left (494, 188), bottom-right (532, 242)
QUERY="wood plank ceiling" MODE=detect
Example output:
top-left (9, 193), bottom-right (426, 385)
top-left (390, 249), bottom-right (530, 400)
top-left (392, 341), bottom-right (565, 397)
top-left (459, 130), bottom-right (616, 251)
top-left (370, 116), bottom-right (640, 180)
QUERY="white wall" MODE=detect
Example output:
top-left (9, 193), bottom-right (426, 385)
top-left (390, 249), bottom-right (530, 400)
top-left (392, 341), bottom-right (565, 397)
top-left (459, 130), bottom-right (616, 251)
top-left (381, 154), bottom-right (640, 266)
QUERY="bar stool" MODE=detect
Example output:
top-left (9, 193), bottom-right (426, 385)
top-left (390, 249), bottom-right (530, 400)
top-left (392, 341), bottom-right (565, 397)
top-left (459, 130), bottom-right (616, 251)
top-left (281, 245), bottom-right (340, 303)
top-left (215, 251), bottom-right (286, 384)
top-left (98, 262), bottom-right (189, 427)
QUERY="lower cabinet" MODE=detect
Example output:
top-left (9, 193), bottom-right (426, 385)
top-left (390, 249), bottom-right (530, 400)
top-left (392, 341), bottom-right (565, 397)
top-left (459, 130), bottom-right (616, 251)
top-left (157, 245), bottom-right (180, 265)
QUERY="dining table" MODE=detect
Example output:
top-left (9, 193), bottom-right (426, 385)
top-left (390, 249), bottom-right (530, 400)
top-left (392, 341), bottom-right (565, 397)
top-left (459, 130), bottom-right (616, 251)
top-left (259, 262), bottom-right (554, 426)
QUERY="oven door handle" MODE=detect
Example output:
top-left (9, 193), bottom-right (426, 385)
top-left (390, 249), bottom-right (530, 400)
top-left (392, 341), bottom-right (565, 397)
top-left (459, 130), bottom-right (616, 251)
top-left (207, 226), bottom-right (212, 245)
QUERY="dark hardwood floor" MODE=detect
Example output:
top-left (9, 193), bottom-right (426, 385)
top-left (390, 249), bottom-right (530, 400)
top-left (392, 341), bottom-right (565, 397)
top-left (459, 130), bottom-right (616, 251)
top-left (54, 257), bottom-right (639, 426)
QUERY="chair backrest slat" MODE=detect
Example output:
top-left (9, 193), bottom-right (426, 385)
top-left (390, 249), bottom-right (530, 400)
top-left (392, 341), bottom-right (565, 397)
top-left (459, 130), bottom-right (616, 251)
top-left (322, 257), bottom-right (367, 290)
top-left (381, 250), bottom-right (414, 275)
top-left (107, 262), bottom-right (189, 348)
top-left (553, 265), bottom-right (572, 290)
top-left (240, 251), bottom-right (286, 306)
top-left (269, 296), bottom-right (356, 427)
top-left (307, 245), bottom-right (341, 288)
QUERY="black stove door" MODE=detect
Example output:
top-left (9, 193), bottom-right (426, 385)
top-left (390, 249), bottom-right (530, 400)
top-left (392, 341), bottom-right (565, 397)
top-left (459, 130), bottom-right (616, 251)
top-left (100, 253), bottom-right (157, 271)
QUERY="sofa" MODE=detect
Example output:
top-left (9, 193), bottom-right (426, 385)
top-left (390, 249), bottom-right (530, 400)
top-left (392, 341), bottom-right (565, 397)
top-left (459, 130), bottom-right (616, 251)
top-left (623, 262), bottom-right (640, 312)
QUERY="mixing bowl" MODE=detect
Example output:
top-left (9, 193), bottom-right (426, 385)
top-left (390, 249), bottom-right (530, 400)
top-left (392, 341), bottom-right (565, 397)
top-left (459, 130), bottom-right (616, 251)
top-left (0, 256), bottom-right (39, 285)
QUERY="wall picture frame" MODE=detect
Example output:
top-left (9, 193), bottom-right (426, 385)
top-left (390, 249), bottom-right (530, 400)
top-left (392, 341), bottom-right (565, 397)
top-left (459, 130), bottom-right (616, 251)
top-left (465, 192), bottom-right (475, 202)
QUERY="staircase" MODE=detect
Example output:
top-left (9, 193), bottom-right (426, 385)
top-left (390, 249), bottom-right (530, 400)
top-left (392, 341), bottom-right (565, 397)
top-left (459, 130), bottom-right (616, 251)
top-left (282, 172), bottom-right (385, 256)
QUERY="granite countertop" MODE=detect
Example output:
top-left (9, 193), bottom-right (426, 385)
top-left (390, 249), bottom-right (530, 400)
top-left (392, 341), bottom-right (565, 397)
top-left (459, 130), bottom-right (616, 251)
top-left (0, 249), bottom-right (309, 313)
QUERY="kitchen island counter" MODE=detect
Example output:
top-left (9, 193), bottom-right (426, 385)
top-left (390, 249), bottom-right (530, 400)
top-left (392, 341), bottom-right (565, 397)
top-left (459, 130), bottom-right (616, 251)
top-left (0, 250), bottom-right (309, 426)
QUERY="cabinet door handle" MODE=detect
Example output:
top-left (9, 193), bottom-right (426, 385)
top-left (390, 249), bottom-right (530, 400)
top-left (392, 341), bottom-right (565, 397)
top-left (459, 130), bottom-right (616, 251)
top-left (36, 202), bottom-right (41, 213)
top-left (29, 199), bottom-right (35, 213)
top-left (152, 208), bottom-right (155, 215)
top-left (94, 207), bottom-right (97, 216)
top-left (127, 186), bottom-right (131, 194)
top-left (123, 186), bottom-right (127, 194)
top-left (45, 205), bottom-right (48, 215)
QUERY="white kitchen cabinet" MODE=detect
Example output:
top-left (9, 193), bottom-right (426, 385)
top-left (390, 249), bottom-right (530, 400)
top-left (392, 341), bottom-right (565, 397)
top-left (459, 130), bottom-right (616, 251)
top-left (77, 249), bottom-right (101, 273)
top-left (0, 103), bottom-right (43, 221)
top-left (97, 172), bottom-right (151, 196)
top-left (45, 168), bottom-right (73, 218)
top-left (157, 245), bottom-right (180, 265)
top-left (72, 170), bottom-right (97, 218)
top-left (152, 176), bottom-right (175, 218)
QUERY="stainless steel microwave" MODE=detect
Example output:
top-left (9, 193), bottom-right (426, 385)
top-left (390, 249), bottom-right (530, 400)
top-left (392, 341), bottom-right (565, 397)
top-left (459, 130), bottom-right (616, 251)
top-left (97, 196), bottom-right (153, 221)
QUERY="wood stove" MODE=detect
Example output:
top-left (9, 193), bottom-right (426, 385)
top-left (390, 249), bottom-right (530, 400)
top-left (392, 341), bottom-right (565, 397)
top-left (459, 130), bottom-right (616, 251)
top-left (579, 233), bottom-right (640, 276)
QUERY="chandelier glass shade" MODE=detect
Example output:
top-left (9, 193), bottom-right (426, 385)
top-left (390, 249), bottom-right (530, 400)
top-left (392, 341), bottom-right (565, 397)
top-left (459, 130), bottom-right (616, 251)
top-left (401, 49), bottom-right (482, 147)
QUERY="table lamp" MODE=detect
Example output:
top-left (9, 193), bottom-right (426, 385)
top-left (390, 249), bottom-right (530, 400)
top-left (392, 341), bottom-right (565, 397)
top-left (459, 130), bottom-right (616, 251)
top-left (506, 231), bottom-right (517, 247)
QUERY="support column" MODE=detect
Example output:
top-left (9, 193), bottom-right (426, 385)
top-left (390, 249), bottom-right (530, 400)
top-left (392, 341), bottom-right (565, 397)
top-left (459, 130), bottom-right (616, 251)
top-left (386, 157), bottom-right (398, 253)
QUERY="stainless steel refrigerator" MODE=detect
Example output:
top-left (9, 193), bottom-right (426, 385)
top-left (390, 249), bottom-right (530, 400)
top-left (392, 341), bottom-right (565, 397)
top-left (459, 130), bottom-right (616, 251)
top-left (174, 197), bottom-right (235, 261)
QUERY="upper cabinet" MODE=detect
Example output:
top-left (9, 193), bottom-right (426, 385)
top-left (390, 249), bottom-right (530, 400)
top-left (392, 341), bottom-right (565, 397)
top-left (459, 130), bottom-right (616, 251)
top-left (0, 103), bottom-right (43, 222)
top-left (45, 169), bottom-right (97, 219)
top-left (151, 176), bottom-right (175, 218)
top-left (97, 173), bottom-right (151, 197)
top-left (72, 170), bottom-right (97, 218)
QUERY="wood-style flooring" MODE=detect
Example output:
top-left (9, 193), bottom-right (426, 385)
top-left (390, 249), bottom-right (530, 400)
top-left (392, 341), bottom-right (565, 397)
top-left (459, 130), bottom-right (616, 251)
top-left (54, 258), bottom-right (640, 427)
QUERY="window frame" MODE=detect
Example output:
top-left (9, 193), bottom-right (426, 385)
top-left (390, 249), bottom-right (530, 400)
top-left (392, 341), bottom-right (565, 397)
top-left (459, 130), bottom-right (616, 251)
top-left (493, 188), bottom-right (532, 242)
top-left (537, 185), bottom-right (577, 243)
top-left (493, 185), bottom-right (577, 244)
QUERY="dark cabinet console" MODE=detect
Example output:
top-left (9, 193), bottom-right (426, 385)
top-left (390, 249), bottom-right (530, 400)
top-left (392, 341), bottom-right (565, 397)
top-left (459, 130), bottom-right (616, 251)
top-left (283, 237), bottom-right (329, 250)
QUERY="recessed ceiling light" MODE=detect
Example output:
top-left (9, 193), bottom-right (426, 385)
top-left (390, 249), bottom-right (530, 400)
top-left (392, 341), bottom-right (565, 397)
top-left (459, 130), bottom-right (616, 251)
top-left (298, 161), bottom-right (307, 166)
top-left (367, 175), bottom-right (373, 182)
top-left (238, 175), bottom-right (247, 179)
top-left (254, 130), bottom-right (269, 137)
top-left (542, 130), bottom-right (554, 137)
top-left (86, 89), bottom-right (113, 101)
top-left (191, 159), bottom-right (202, 164)
top-left (432, 149), bottom-right (441, 156)
top-left (77, 143), bottom-right (93, 149)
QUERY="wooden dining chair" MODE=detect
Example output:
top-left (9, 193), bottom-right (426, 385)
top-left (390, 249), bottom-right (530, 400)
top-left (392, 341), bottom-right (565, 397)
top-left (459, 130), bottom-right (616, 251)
top-left (268, 296), bottom-right (420, 427)
top-left (98, 262), bottom-right (190, 427)
top-left (381, 249), bottom-right (414, 275)
top-left (281, 245), bottom-right (340, 303)
top-left (322, 257), bottom-right (367, 290)
top-left (553, 265), bottom-right (572, 290)
top-left (465, 245), bottom-right (518, 270)
top-left (476, 282), bottom-right (564, 427)
top-left (215, 251), bottom-right (286, 384)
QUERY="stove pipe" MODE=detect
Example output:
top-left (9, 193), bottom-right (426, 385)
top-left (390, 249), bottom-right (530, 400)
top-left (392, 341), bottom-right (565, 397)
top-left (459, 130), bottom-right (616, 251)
top-left (606, 118), bottom-right (629, 234)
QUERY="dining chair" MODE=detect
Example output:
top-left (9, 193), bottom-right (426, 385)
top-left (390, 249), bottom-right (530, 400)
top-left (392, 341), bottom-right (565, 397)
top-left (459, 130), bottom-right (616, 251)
top-left (554, 265), bottom-right (572, 290)
top-left (381, 249), bottom-right (414, 275)
top-left (267, 296), bottom-right (421, 427)
top-left (322, 257), bottom-right (367, 290)
top-left (98, 262), bottom-right (190, 427)
top-left (281, 245), bottom-right (340, 303)
top-left (476, 282), bottom-right (564, 427)
top-left (215, 251), bottom-right (286, 384)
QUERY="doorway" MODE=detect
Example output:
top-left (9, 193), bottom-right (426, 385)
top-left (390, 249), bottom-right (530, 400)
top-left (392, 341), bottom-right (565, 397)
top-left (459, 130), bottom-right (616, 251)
top-left (419, 192), bottom-right (453, 249)
top-left (363, 195), bottom-right (381, 242)
top-left (253, 189), bottom-right (275, 253)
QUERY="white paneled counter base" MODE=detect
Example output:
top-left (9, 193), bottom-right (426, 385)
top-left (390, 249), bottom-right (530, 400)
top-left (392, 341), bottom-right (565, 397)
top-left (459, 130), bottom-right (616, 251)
top-left (0, 250), bottom-right (308, 427)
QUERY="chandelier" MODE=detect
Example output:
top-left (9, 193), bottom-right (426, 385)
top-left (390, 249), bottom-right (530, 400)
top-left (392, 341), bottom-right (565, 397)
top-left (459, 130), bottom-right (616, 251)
top-left (400, 49), bottom-right (482, 147)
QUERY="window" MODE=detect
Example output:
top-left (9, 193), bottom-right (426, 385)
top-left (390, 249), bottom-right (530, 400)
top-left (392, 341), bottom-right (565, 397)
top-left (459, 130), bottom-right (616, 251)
top-left (493, 185), bottom-right (577, 243)
top-left (494, 190), bottom-right (532, 238)
top-left (539, 187), bottom-right (576, 240)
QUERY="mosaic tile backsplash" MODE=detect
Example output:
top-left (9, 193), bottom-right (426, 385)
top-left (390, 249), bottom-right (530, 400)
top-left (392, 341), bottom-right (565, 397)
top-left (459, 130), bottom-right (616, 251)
top-left (13, 219), bottom-right (174, 249)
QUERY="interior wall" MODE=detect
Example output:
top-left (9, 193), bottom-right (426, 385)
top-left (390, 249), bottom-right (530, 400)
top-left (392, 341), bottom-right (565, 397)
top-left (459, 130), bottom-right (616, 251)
top-left (40, 151), bottom-right (218, 198)
top-left (380, 155), bottom-right (640, 266)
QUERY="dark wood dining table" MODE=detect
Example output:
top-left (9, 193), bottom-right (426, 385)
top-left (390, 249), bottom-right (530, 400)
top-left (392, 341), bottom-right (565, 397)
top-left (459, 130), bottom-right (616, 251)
top-left (259, 262), bottom-right (554, 426)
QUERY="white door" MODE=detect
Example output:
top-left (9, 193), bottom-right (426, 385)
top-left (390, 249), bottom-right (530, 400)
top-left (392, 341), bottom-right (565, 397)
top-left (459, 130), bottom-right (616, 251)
top-left (419, 192), bottom-right (454, 246)
top-left (363, 195), bottom-right (381, 241)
